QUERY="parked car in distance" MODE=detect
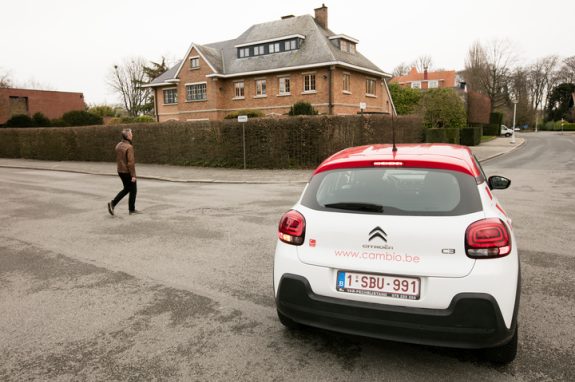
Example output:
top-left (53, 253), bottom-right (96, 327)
top-left (501, 125), bottom-right (513, 137)
top-left (275, 144), bottom-right (520, 363)
top-left (514, 127), bottom-right (520, 131)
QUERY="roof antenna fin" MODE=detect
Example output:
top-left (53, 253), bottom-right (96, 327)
top-left (392, 112), bottom-right (398, 152)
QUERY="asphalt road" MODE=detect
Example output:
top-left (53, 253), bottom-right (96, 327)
top-left (0, 132), bottom-right (574, 381)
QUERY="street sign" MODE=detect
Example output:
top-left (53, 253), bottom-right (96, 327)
top-left (238, 115), bottom-right (248, 122)
top-left (360, 103), bottom-right (366, 110)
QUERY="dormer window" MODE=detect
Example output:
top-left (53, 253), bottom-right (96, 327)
top-left (235, 35), bottom-right (303, 59)
top-left (285, 40), bottom-right (296, 50)
top-left (269, 43), bottom-right (280, 53)
top-left (350, 43), bottom-right (355, 54)
top-left (341, 40), bottom-right (347, 51)
top-left (329, 35), bottom-right (359, 54)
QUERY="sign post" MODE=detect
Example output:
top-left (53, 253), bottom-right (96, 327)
top-left (238, 115), bottom-right (248, 169)
top-left (562, 118), bottom-right (564, 135)
top-left (360, 103), bottom-right (366, 146)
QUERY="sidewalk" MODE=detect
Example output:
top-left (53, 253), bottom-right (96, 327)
top-left (0, 137), bottom-right (525, 184)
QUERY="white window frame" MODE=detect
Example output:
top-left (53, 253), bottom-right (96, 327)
top-left (366, 78), bottom-right (376, 96)
top-left (285, 40), bottom-right (296, 51)
top-left (256, 79), bottom-right (267, 96)
top-left (411, 82), bottom-right (421, 89)
top-left (341, 40), bottom-right (347, 52)
top-left (269, 43), bottom-right (280, 53)
top-left (303, 74), bottom-right (316, 92)
top-left (350, 43), bottom-right (356, 54)
top-left (279, 76), bottom-right (290, 95)
top-left (343, 74), bottom-right (350, 93)
top-left (428, 80), bottom-right (438, 88)
top-left (234, 82), bottom-right (244, 99)
top-left (190, 57), bottom-right (199, 69)
top-left (185, 82), bottom-right (207, 101)
top-left (163, 88), bottom-right (178, 104)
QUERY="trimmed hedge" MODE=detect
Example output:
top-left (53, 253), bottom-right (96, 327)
top-left (461, 127), bottom-right (482, 146)
top-left (0, 115), bottom-right (425, 169)
top-left (483, 124), bottom-right (499, 136)
top-left (62, 110), bottom-right (104, 127)
top-left (445, 128), bottom-right (460, 144)
top-left (489, 112), bottom-right (503, 126)
top-left (224, 109), bottom-right (265, 119)
top-left (425, 128), bottom-right (447, 143)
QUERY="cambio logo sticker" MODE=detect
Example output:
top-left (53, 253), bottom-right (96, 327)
top-left (309, 239), bottom-right (316, 247)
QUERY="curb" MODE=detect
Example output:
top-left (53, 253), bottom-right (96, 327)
top-left (479, 138), bottom-right (527, 163)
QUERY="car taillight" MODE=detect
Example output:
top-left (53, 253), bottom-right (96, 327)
top-left (278, 210), bottom-right (306, 246)
top-left (465, 218), bottom-right (511, 259)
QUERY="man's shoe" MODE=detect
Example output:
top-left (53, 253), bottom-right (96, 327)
top-left (108, 202), bottom-right (114, 216)
top-left (129, 210), bottom-right (143, 215)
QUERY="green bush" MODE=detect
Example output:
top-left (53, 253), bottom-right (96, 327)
top-left (445, 128), bottom-right (460, 144)
top-left (3, 114), bottom-right (35, 128)
top-left (563, 123), bottom-right (575, 131)
top-left (32, 112), bottom-right (51, 127)
top-left (461, 127), bottom-right (482, 146)
top-left (50, 118), bottom-right (69, 127)
top-left (135, 115), bottom-right (156, 123)
top-left (483, 124), bottom-right (499, 136)
top-left (61, 110), bottom-right (104, 127)
top-left (288, 101), bottom-right (318, 116)
top-left (108, 118), bottom-right (122, 125)
top-left (120, 116), bottom-right (134, 124)
top-left (224, 109), bottom-right (265, 119)
top-left (489, 112), bottom-right (504, 126)
top-left (425, 128), bottom-right (447, 143)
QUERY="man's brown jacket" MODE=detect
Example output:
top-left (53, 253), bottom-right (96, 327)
top-left (115, 139), bottom-right (136, 177)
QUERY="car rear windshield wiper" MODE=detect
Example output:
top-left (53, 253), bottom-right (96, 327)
top-left (324, 202), bottom-right (384, 213)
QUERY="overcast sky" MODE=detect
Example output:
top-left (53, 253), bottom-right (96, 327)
top-left (2, 0), bottom-right (573, 105)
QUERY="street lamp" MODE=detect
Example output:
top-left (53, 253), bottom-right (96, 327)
top-left (511, 99), bottom-right (518, 144)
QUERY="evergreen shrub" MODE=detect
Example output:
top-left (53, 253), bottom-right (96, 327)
top-left (50, 118), bottom-right (69, 127)
top-left (3, 114), bottom-right (35, 128)
top-left (224, 109), bottom-right (265, 119)
top-left (425, 128), bottom-right (447, 143)
top-left (32, 112), bottom-right (51, 127)
top-left (461, 127), bottom-right (482, 146)
top-left (288, 101), bottom-right (318, 116)
top-left (62, 110), bottom-right (104, 127)
top-left (108, 118), bottom-right (122, 125)
top-left (445, 128), bottom-right (460, 144)
top-left (136, 115), bottom-right (155, 123)
top-left (121, 116), bottom-right (135, 124)
top-left (483, 124), bottom-right (500, 136)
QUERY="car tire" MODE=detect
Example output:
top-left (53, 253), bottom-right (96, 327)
top-left (484, 324), bottom-right (518, 363)
top-left (277, 310), bottom-right (301, 330)
top-left (505, 133), bottom-right (511, 137)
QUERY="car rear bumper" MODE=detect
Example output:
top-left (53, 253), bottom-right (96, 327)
top-left (276, 274), bottom-right (519, 349)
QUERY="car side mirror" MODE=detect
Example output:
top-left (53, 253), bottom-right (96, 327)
top-left (489, 176), bottom-right (511, 190)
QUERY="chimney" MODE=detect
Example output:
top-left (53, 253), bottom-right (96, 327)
top-left (424, 67), bottom-right (428, 80)
top-left (314, 4), bottom-right (328, 30)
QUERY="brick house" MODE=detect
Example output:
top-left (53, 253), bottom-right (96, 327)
top-left (389, 67), bottom-right (456, 90)
top-left (0, 88), bottom-right (85, 126)
top-left (144, 5), bottom-right (394, 121)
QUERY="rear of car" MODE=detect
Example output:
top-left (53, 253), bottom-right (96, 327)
top-left (274, 144), bottom-right (519, 363)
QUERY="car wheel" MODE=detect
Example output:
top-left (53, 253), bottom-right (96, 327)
top-left (277, 310), bottom-right (301, 330)
top-left (484, 324), bottom-right (518, 363)
top-left (505, 133), bottom-right (511, 137)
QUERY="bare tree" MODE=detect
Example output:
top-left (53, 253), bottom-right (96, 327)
top-left (462, 39), bottom-right (521, 111)
top-left (106, 56), bottom-right (151, 117)
top-left (410, 55), bottom-right (434, 73)
top-left (529, 55), bottom-right (559, 119)
top-left (555, 56), bottom-right (575, 84)
top-left (0, 68), bottom-right (14, 121)
top-left (15, 76), bottom-right (57, 91)
top-left (392, 62), bottom-right (411, 77)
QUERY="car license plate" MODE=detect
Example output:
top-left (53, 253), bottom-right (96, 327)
top-left (336, 271), bottom-right (420, 300)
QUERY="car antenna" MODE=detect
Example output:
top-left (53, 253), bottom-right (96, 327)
top-left (392, 112), bottom-right (398, 152)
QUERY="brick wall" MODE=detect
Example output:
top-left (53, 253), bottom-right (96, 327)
top-left (0, 88), bottom-right (85, 125)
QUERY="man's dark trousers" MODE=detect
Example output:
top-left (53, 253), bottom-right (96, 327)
top-left (112, 172), bottom-right (137, 211)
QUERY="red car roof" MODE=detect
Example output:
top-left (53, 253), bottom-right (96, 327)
top-left (312, 144), bottom-right (481, 178)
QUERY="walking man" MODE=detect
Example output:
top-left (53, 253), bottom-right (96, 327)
top-left (108, 128), bottom-right (142, 215)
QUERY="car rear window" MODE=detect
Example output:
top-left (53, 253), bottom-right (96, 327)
top-left (301, 167), bottom-right (482, 216)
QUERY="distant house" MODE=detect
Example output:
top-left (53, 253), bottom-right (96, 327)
top-left (144, 5), bottom-right (395, 121)
top-left (389, 67), bottom-right (456, 90)
top-left (0, 88), bottom-right (85, 126)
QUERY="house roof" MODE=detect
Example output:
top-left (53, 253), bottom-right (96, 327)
top-left (390, 68), bottom-right (456, 87)
top-left (147, 14), bottom-right (389, 86)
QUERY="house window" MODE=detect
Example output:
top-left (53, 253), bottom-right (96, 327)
top-left (386, 101), bottom-right (389, 113)
top-left (190, 58), bottom-right (199, 68)
top-left (239, 48), bottom-right (250, 58)
top-left (285, 40), bottom-right (296, 51)
top-left (343, 74), bottom-right (350, 92)
top-left (279, 77), bottom-right (290, 94)
top-left (186, 83), bottom-right (206, 100)
top-left (366, 79), bottom-right (376, 95)
top-left (256, 80), bottom-right (266, 96)
top-left (304, 74), bottom-right (315, 92)
top-left (254, 46), bottom-right (266, 56)
top-left (411, 82), bottom-right (421, 89)
top-left (341, 40), bottom-right (347, 51)
top-left (163, 89), bottom-right (177, 104)
top-left (350, 43), bottom-right (356, 54)
top-left (428, 81), bottom-right (438, 88)
top-left (235, 82), bottom-right (244, 98)
top-left (269, 43), bottom-right (280, 53)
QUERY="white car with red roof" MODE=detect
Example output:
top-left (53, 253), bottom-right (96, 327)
top-left (274, 144), bottom-right (519, 363)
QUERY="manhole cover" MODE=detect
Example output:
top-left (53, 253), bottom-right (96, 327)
top-left (178, 208), bottom-right (223, 215)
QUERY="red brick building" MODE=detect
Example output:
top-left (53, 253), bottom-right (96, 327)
top-left (144, 5), bottom-right (395, 121)
top-left (0, 88), bottom-right (85, 125)
top-left (389, 67), bottom-right (456, 90)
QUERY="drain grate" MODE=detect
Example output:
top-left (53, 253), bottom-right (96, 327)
top-left (178, 208), bottom-right (223, 215)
